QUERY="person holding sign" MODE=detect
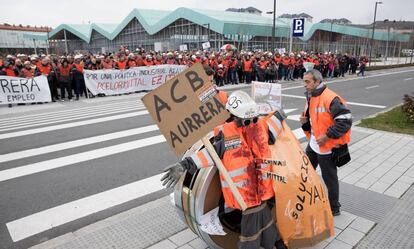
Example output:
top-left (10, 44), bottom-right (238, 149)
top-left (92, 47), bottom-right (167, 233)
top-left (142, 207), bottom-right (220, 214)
top-left (300, 69), bottom-right (352, 216)
top-left (162, 91), bottom-right (287, 249)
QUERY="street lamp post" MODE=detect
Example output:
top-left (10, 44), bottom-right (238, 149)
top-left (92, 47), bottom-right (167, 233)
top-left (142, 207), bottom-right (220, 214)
top-left (266, 0), bottom-right (277, 52)
top-left (384, 19), bottom-right (389, 62)
top-left (369, 1), bottom-right (383, 66)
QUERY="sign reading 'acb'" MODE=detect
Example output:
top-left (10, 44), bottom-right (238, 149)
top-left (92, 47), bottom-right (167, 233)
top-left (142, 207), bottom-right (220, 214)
top-left (142, 63), bottom-right (230, 156)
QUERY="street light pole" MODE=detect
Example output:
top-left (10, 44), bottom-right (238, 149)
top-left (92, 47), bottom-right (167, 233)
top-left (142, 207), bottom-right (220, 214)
top-left (384, 19), bottom-right (389, 62)
top-left (272, 0), bottom-right (276, 52)
top-left (369, 1), bottom-right (382, 66)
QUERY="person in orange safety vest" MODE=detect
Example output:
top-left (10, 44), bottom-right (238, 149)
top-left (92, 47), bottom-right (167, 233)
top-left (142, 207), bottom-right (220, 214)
top-left (300, 69), bottom-right (352, 216)
top-left (161, 91), bottom-right (288, 249)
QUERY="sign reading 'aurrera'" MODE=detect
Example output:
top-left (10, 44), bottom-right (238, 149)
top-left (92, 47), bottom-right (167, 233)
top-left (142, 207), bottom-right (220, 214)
top-left (142, 63), bottom-right (230, 156)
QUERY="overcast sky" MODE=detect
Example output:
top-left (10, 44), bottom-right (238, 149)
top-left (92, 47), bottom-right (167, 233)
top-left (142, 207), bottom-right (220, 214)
top-left (1, 0), bottom-right (413, 28)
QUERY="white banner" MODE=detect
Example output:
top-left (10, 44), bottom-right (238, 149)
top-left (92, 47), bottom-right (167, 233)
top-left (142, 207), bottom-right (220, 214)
top-left (251, 82), bottom-right (282, 114)
top-left (83, 65), bottom-right (187, 96)
top-left (0, 75), bottom-right (51, 104)
top-left (202, 42), bottom-right (211, 50)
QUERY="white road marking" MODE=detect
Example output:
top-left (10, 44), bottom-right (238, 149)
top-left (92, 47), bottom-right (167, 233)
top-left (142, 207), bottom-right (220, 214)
top-left (6, 173), bottom-right (165, 242)
top-left (282, 94), bottom-right (386, 108)
top-left (0, 135), bottom-right (165, 183)
top-left (4, 127), bottom-right (307, 242)
top-left (283, 108), bottom-right (298, 114)
top-left (281, 69), bottom-right (414, 91)
top-left (365, 85), bottom-right (379, 90)
top-left (0, 101), bottom-right (141, 125)
top-left (292, 128), bottom-right (306, 140)
top-left (0, 125), bottom-right (159, 164)
top-left (404, 77), bottom-right (413, 81)
top-left (287, 115), bottom-right (301, 121)
top-left (0, 105), bottom-right (145, 132)
top-left (0, 110), bottom-right (149, 140)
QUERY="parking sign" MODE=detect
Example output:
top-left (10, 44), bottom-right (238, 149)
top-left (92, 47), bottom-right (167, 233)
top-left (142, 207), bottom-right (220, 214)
top-left (293, 18), bottom-right (305, 37)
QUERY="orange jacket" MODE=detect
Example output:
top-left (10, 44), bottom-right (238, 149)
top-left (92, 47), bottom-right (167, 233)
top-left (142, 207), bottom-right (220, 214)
top-left (304, 88), bottom-right (351, 153)
top-left (116, 61), bottom-right (127, 70)
top-left (218, 90), bottom-right (228, 105)
top-left (37, 64), bottom-right (51, 75)
top-left (243, 59), bottom-right (253, 72)
top-left (245, 112), bottom-right (283, 201)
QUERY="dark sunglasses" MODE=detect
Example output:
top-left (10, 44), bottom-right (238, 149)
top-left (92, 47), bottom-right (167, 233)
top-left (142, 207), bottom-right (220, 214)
top-left (236, 117), bottom-right (259, 127)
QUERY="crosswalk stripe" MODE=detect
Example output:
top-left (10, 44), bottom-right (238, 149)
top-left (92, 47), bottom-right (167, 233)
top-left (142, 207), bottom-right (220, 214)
top-left (282, 94), bottom-right (386, 109)
top-left (6, 173), bottom-right (164, 242)
top-left (0, 135), bottom-right (166, 183)
top-left (0, 105), bottom-right (145, 132)
top-left (0, 125), bottom-right (159, 164)
top-left (287, 114), bottom-right (301, 122)
top-left (0, 100), bottom-right (142, 124)
top-left (0, 102), bottom-right (142, 127)
top-left (4, 127), bottom-right (307, 242)
top-left (0, 110), bottom-right (149, 140)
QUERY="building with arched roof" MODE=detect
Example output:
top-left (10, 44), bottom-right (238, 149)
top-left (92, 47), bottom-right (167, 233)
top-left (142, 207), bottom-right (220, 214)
top-left (48, 7), bottom-right (411, 56)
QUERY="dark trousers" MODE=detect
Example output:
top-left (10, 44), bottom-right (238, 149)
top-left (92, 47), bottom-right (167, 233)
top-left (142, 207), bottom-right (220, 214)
top-left (244, 72), bottom-right (252, 84)
top-left (60, 80), bottom-right (72, 99)
top-left (306, 145), bottom-right (341, 211)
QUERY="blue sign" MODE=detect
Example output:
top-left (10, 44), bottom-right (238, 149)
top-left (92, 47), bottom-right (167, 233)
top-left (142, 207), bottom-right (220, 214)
top-left (293, 18), bottom-right (305, 37)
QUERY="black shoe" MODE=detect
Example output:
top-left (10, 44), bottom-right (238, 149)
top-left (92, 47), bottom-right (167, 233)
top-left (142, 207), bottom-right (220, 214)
top-left (275, 239), bottom-right (288, 249)
top-left (332, 209), bottom-right (341, 216)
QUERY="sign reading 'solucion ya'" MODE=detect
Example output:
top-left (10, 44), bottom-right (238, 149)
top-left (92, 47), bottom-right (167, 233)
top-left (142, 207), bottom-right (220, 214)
top-left (0, 75), bottom-right (51, 104)
top-left (84, 65), bottom-right (186, 96)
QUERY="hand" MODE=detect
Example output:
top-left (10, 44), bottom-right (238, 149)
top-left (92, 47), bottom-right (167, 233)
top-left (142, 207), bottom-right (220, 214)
top-left (299, 115), bottom-right (308, 124)
top-left (160, 163), bottom-right (185, 188)
top-left (316, 134), bottom-right (328, 146)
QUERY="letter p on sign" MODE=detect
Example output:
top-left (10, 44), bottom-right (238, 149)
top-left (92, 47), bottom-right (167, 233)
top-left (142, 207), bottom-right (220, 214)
top-left (293, 18), bottom-right (305, 37)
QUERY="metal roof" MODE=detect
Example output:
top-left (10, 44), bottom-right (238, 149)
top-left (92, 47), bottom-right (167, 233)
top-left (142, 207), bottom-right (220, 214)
top-left (48, 7), bottom-right (410, 43)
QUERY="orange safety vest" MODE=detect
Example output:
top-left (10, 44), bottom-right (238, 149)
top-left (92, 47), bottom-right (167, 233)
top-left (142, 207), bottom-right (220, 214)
top-left (245, 112), bottom-right (283, 201)
top-left (117, 61), bottom-right (127, 69)
top-left (128, 60), bottom-right (137, 68)
top-left (243, 59), bottom-right (253, 72)
top-left (274, 56), bottom-right (282, 64)
top-left (21, 68), bottom-right (34, 78)
top-left (259, 61), bottom-right (269, 70)
top-left (282, 58), bottom-right (290, 66)
top-left (304, 88), bottom-right (351, 153)
top-left (59, 65), bottom-right (71, 77)
top-left (214, 122), bottom-right (261, 209)
top-left (38, 64), bottom-right (51, 75)
top-left (4, 68), bottom-right (17, 76)
top-left (143, 59), bottom-right (154, 66)
top-left (218, 90), bottom-right (228, 104)
top-left (74, 63), bottom-right (83, 73)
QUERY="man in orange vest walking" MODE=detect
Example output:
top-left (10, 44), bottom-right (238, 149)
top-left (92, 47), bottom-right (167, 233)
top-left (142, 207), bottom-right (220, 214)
top-left (300, 69), bottom-right (352, 216)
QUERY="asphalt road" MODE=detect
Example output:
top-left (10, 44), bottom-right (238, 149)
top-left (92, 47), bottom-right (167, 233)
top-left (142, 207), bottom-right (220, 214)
top-left (0, 67), bottom-right (413, 249)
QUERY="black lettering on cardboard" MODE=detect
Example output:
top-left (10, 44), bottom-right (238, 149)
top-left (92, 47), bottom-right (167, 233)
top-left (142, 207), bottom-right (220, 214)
top-left (154, 95), bottom-right (171, 122)
top-left (170, 79), bottom-right (186, 103)
top-left (185, 71), bottom-right (204, 92)
top-left (200, 106), bottom-right (212, 122)
top-left (191, 113), bottom-right (205, 128)
top-left (170, 130), bottom-right (182, 148)
top-left (206, 102), bottom-right (218, 116)
top-left (177, 121), bottom-right (189, 138)
top-left (185, 117), bottom-right (198, 133)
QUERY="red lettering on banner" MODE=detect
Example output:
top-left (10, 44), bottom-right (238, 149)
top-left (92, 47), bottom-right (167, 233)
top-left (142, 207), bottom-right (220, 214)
top-left (152, 75), bottom-right (163, 85)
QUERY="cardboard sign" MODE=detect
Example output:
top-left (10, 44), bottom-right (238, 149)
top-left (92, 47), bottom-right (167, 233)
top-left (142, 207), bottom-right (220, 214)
top-left (202, 42), bottom-right (211, 50)
top-left (142, 63), bottom-right (230, 156)
top-left (179, 44), bottom-right (188, 52)
top-left (268, 120), bottom-right (334, 248)
top-left (0, 75), bottom-right (51, 104)
top-left (251, 82), bottom-right (282, 114)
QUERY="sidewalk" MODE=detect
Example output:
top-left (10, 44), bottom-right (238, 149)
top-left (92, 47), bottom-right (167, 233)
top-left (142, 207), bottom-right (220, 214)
top-left (30, 126), bottom-right (414, 249)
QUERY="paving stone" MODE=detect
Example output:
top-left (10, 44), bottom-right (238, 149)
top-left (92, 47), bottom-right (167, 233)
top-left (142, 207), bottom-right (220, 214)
top-left (325, 239), bottom-right (353, 249)
top-left (357, 185), bottom-right (414, 249)
top-left (369, 181), bottom-right (391, 193)
top-left (379, 171), bottom-right (403, 184)
top-left (147, 240), bottom-right (177, 249)
top-left (398, 175), bottom-right (414, 185)
top-left (354, 181), bottom-right (372, 189)
top-left (384, 181), bottom-right (412, 198)
top-left (333, 212), bottom-right (357, 230)
top-left (359, 175), bottom-right (379, 185)
top-left (177, 245), bottom-right (194, 249)
top-left (188, 238), bottom-right (209, 249)
top-left (336, 227), bottom-right (365, 247)
top-left (169, 229), bottom-right (198, 246)
top-left (349, 217), bottom-right (376, 234)
top-left (324, 227), bottom-right (342, 244)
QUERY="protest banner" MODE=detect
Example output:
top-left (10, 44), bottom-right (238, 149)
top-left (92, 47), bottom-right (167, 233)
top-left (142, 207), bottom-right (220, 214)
top-left (142, 63), bottom-right (247, 210)
top-left (83, 64), bottom-right (186, 96)
top-left (251, 82), bottom-right (282, 114)
top-left (0, 75), bottom-right (51, 104)
top-left (202, 42), bottom-right (211, 50)
top-left (266, 119), bottom-right (334, 248)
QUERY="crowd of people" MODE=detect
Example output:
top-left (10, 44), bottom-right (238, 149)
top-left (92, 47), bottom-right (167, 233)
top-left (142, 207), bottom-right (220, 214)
top-left (0, 46), bottom-right (369, 107)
